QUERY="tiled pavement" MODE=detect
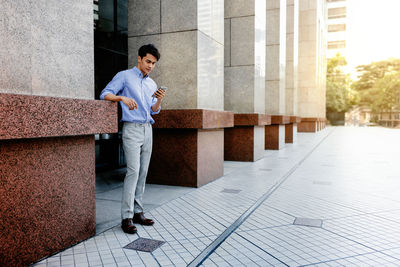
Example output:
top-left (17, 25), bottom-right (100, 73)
top-left (32, 127), bottom-right (400, 266)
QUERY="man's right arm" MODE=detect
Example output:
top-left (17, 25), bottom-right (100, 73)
top-left (104, 94), bottom-right (137, 110)
top-left (100, 71), bottom-right (137, 110)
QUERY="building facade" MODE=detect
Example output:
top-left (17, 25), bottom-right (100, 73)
top-left (0, 0), bottom-right (327, 265)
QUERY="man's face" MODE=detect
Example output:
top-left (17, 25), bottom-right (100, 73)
top-left (137, 53), bottom-right (157, 76)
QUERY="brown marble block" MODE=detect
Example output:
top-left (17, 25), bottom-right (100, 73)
top-left (285, 116), bottom-right (301, 143)
top-left (224, 114), bottom-right (270, 162)
top-left (0, 93), bottom-right (117, 266)
top-left (265, 115), bottom-right (290, 150)
top-left (298, 117), bottom-right (318, 132)
top-left (0, 136), bottom-right (95, 267)
top-left (148, 109), bottom-right (233, 187)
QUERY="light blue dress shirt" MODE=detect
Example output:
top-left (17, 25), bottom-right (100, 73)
top-left (100, 67), bottom-right (161, 124)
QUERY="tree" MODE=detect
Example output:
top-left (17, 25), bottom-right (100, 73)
top-left (352, 58), bottom-right (400, 113)
top-left (326, 54), bottom-right (357, 113)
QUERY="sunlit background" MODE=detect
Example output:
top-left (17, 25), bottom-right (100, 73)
top-left (347, 0), bottom-right (400, 77)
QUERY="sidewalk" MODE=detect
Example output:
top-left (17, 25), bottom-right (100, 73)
top-left (32, 127), bottom-right (400, 266)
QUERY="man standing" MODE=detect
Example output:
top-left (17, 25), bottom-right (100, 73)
top-left (100, 44), bottom-right (165, 234)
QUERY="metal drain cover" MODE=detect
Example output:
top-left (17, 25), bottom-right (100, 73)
top-left (221, 189), bottom-right (242, 194)
top-left (124, 238), bottom-right (165, 252)
top-left (293, 218), bottom-right (323, 228)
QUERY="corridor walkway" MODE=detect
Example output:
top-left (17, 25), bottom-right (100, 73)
top-left (33, 127), bottom-right (400, 266)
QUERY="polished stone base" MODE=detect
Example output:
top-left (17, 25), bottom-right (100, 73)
top-left (285, 123), bottom-right (298, 143)
top-left (0, 136), bottom-right (96, 267)
top-left (148, 129), bottom-right (224, 187)
top-left (298, 118), bottom-right (318, 132)
top-left (265, 124), bottom-right (285, 150)
top-left (225, 126), bottom-right (265, 162)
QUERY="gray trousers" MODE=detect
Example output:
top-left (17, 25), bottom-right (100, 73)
top-left (121, 122), bottom-right (153, 219)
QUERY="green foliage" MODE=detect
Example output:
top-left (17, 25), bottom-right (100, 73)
top-left (326, 53), bottom-right (357, 113)
top-left (352, 58), bottom-right (400, 113)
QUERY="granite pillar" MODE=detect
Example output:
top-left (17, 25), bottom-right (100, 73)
top-left (224, 0), bottom-right (267, 161)
top-left (0, 95), bottom-right (117, 267)
top-left (297, 0), bottom-right (327, 122)
top-left (128, 1), bottom-right (229, 186)
top-left (265, 115), bottom-right (290, 149)
top-left (0, 1), bottom-right (117, 265)
top-left (285, 0), bottom-right (299, 117)
top-left (265, 0), bottom-right (288, 149)
top-left (148, 110), bottom-right (233, 187)
top-left (225, 114), bottom-right (271, 162)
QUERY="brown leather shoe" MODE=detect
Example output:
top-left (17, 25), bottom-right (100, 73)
top-left (121, 218), bottom-right (137, 234)
top-left (132, 212), bottom-right (154, 226)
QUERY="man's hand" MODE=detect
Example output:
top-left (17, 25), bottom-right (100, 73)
top-left (153, 88), bottom-right (166, 100)
top-left (121, 96), bottom-right (138, 110)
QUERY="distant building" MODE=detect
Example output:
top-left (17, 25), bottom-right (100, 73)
top-left (327, 0), bottom-right (347, 60)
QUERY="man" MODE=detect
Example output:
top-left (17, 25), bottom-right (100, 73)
top-left (100, 44), bottom-right (165, 234)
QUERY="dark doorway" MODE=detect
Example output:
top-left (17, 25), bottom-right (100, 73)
top-left (94, 0), bottom-right (128, 170)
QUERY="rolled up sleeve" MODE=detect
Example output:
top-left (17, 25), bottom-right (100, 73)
top-left (100, 71), bottom-right (125, 100)
top-left (150, 96), bottom-right (161, 115)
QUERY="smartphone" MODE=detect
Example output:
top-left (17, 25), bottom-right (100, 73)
top-left (159, 86), bottom-right (167, 91)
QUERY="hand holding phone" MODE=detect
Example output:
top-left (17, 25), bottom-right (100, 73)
top-left (153, 86), bottom-right (167, 100)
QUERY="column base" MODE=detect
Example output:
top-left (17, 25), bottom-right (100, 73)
top-left (285, 116), bottom-right (301, 143)
top-left (149, 109), bottom-right (233, 187)
top-left (265, 115), bottom-right (290, 150)
top-left (298, 118), bottom-right (318, 132)
top-left (225, 126), bottom-right (265, 162)
top-left (148, 128), bottom-right (224, 187)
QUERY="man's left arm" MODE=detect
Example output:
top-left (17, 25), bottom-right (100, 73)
top-left (151, 88), bottom-right (165, 114)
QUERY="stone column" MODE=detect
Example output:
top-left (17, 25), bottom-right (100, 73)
top-left (285, 0), bottom-right (300, 143)
top-left (224, 0), bottom-right (268, 162)
top-left (265, 0), bottom-right (289, 149)
top-left (0, 2), bottom-right (117, 266)
top-left (128, 0), bottom-right (232, 187)
top-left (297, 0), bottom-right (327, 132)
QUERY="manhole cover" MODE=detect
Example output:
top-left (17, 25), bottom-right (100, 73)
top-left (293, 218), bottom-right (323, 228)
top-left (124, 238), bottom-right (165, 252)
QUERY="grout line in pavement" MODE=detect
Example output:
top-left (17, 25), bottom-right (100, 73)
top-left (187, 129), bottom-right (336, 267)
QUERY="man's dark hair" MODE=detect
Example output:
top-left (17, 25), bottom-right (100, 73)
top-left (138, 44), bottom-right (160, 61)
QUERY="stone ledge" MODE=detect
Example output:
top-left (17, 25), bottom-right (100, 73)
top-left (233, 113), bottom-right (271, 126)
top-left (0, 93), bottom-right (118, 140)
top-left (271, 115), bottom-right (291, 125)
top-left (300, 117), bottom-right (319, 122)
top-left (290, 116), bottom-right (302, 123)
top-left (152, 109), bottom-right (234, 129)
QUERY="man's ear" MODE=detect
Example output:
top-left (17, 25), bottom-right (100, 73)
top-left (137, 56), bottom-right (141, 63)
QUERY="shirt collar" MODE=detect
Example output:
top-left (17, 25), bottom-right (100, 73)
top-left (133, 66), bottom-right (148, 79)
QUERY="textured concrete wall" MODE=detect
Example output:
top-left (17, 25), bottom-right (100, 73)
top-left (128, 0), bottom-right (224, 110)
top-left (0, 1), bottom-right (94, 99)
top-left (224, 0), bottom-right (266, 114)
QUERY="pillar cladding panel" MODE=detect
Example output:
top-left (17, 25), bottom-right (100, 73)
top-left (225, 66), bottom-right (255, 113)
top-left (198, 0), bottom-right (224, 44)
top-left (231, 16), bottom-right (255, 67)
top-left (128, 0), bottom-right (161, 36)
top-left (161, 0), bottom-right (197, 33)
top-left (0, 1), bottom-right (94, 99)
top-left (224, 18), bottom-right (231, 67)
top-left (198, 129), bottom-right (224, 186)
top-left (0, 1), bottom-right (32, 95)
top-left (253, 125), bottom-right (265, 161)
top-left (197, 31), bottom-right (224, 110)
top-left (0, 136), bottom-right (95, 267)
top-left (225, 0), bottom-right (255, 18)
top-left (30, 1), bottom-right (94, 99)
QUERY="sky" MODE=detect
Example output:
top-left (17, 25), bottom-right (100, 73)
top-left (346, 0), bottom-right (400, 74)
